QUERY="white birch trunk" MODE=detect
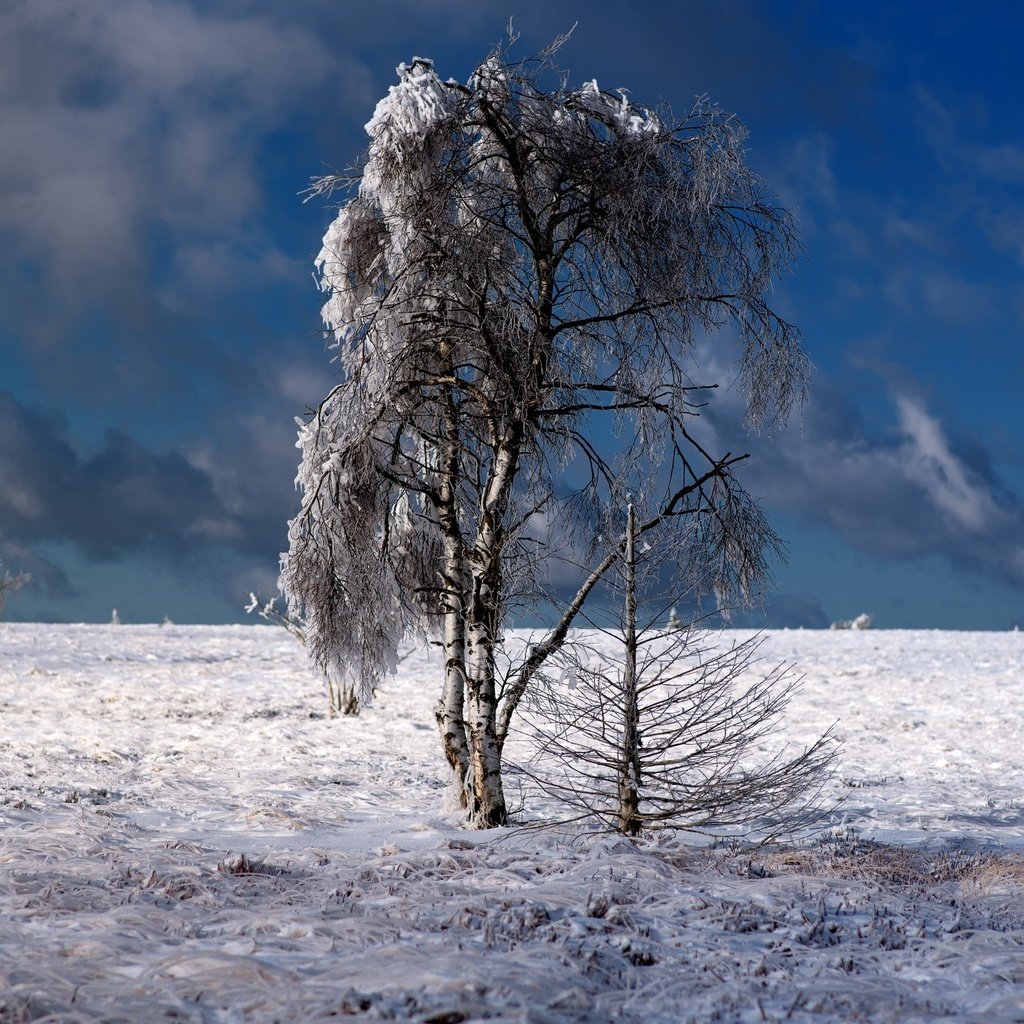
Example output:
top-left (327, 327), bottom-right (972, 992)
top-left (466, 621), bottom-right (506, 827)
top-left (462, 430), bottom-right (522, 826)
top-left (438, 599), bottom-right (471, 807)
top-left (434, 398), bottom-right (472, 807)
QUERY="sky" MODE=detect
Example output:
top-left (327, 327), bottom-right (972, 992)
top-left (2, 0), bottom-right (1023, 629)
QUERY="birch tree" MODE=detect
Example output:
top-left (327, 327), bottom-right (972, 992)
top-left (281, 41), bottom-right (807, 827)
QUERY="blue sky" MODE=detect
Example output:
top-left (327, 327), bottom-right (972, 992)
top-left (2, 0), bottom-right (1023, 628)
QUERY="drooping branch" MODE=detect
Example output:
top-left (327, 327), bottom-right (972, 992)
top-left (285, 43), bottom-right (807, 827)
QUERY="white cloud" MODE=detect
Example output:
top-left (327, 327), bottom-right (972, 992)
top-left (896, 396), bottom-right (997, 533)
top-left (0, 0), bottom-right (342, 304)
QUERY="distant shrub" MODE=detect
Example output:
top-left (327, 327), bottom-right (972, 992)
top-left (830, 613), bottom-right (873, 631)
top-left (0, 561), bottom-right (28, 616)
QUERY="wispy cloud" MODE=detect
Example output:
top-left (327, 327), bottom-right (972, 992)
top-left (698, 364), bottom-right (1024, 592)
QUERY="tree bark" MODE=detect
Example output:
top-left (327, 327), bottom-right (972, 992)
top-left (438, 595), bottom-right (471, 807)
top-left (618, 503), bottom-right (642, 835)
top-left (434, 374), bottom-right (472, 806)
top-left (461, 431), bottom-right (521, 827)
top-left (466, 614), bottom-right (507, 826)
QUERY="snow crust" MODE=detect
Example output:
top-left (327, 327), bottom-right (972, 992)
top-left (3, 624), bottom-right (1024, 1022)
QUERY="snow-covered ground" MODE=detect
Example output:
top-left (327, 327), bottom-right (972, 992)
top-left (2, 624), bottom-right (1024, 1022)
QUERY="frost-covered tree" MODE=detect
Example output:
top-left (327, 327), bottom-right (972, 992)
top-left (245, 591), bottom-right (361, 716)
top-left (521, 506), bottom-right (836, 836)
top-left (281, 41), bottom-right (807, 827)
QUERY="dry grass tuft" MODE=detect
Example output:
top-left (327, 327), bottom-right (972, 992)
top-left (747, 838), bottom-right (1024, 896)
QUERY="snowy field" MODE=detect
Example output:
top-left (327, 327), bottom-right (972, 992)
top-left (2, 624), bottom-right (1024, 1022)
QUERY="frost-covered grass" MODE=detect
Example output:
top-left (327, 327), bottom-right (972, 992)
top-left (2, 624), bottom-right (1024, 1022)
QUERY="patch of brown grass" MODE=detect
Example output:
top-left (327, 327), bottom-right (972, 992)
top-left (754, 840), bottom-right (1024, 895)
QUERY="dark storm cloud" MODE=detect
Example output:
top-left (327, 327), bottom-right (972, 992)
top-left (0, 542), bottom-right (73, 601)
top-left (0, 391), bottom-right (276, 564)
